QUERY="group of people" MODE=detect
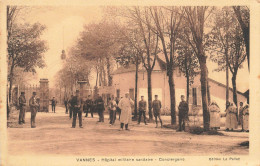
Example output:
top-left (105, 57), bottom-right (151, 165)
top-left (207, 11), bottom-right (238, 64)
top-left (65, 90), bottom-right (165, 130)
top-left (17, 90), bottom-right (249, 132)
top-left (18, 91), bottom-right (40, 128)
top-left (208, 101), bottom-right (249, 132)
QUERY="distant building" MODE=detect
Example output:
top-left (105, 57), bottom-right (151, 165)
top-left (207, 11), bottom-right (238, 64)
top-left (111, 57), bottom-right (247, 113)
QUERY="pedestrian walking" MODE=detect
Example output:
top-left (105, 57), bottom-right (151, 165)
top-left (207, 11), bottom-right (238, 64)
top-left (108, 96), bottom-right (117, 125)
top-left (118, 92), bottom-right (134, 131)
top-left (138, 96), bottom-right (147, 125)
top-left (64, 98), bottom-right (68, 114)
top-left (18, 92), bottom-right (26, 124)
top-left (238, 102), bottom-right (244, 130)
top-left (71, 90), bottom-right (83, 128)
top-left (95, 94), bottom-right (105, 122)
top-left (152, 95), bottom-right (163, 128)
top-left (209, 101), bottom-right (221, 130)
top-left (50, 97), bottom-right (57, 113)
top-left (242, 104), bottom-right (249, 132)
top-left (225, 102), bottom-right (238, 131)
top-left (85, 95), bottom-right (93, 118)
top-left (29, 92), bottom-right (39, 128)
top-left (177, 95), bottom-right (189, 132)
top-left (68, 95), bottom-right (73, 119)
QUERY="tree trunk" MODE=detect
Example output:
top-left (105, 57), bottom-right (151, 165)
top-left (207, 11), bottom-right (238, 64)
top-left (147, 70), bottom-right (153, 122)
top-left (96, 68), bottom-right (99, 87)
top-left (207, 80), bottom-right (211, 104)
top-left (106, 57), bottom-right (113, 86)
top-left (168, 69), bottom-right (176, 125)
top-left (134, 56), bottom-right (139, 119)
top-left (226, 52), bottom-right (229, 109)
top-left (185, 56), bottom-right (189, 105)
top-left (199, 58), bottom-right (210, 131)
top-left (232, 71), bottom-right (238, 107)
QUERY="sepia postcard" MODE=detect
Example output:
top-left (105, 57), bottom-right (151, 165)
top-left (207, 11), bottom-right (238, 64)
top-left (0, 0), bottom-right (259, 166)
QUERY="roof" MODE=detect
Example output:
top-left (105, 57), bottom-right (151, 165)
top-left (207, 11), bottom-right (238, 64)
top-left (111, 65), bottom-right (146, 75)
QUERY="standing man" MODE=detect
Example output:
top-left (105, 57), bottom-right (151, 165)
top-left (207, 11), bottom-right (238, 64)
top-left (64, 98), bottom-right (68, 114)
top-left (68, 95), bottom-right (73, 119)
top-left (118, 92), bottom-right (134, 130)
top-left (242, 104), bottom-right (249, 132)
top-left (238, 102), bottom-right (244, 130)
top-left (71, 90), bottom-right (83, 128)
top-left (18, 92), bottom-right (26, 124)
top-left (109, 96), bottom-right (117, 125)
top-left (95, 94), bottom-right (104, 122)
top-left (51, 97), bottom-right (57, 113)
top-left (152, 95), bottom-right (163, 128)
top-left (85, 95), bottom-right (93, 118)
top-left (29, 92), bottom-right (39, 128)
top-left (116, 97), bottom-right (121, 120)
top-left (177, 95), bottom-right (189, 132)
top-left (138, 96), bottom-right (147, 125)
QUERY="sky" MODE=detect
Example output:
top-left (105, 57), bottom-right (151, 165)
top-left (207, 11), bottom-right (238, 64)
top-left (17, 6), bottom-right (249, 92)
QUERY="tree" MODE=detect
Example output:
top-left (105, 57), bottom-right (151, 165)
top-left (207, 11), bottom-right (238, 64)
top-left (210, 9), bottom-right (247, 106)
top-left (127, 7), bottom-right (160, 122)
top-left (149, 7), bottom-right (184, 124)
top-left (7, 22), bottom-right (48, 116)
top-left (176, 37), bottom-right (200, 105)
top-left (183, 7), bottom-right (212, 131)
top-left (233, 6), bottom-right (249, 70)
top-left (116, 40), bottom-right (142, 119)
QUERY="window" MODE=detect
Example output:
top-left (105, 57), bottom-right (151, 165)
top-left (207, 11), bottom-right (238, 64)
top-left (116, 89), bottom-right (120, 98)
top-left (192, 88), bottom-right (197, 106)
top-left (129, 88), bottom-right (134, 100)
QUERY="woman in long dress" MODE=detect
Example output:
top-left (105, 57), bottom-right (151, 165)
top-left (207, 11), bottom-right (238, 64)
top-left (209, 101), bottom-right (221, 130)
top-left (225, 102), bottom-right (238, 131)
top-left (242, 104), bottom-right (249, 132)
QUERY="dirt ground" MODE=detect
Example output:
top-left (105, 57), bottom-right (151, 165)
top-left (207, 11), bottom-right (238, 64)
top-left (7, 106), bottom-right (249, 156)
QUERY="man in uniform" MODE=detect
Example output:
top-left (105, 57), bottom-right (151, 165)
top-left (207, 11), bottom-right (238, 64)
top-left (177, 95), bottom-right (189, 132)
top-left (118, 92), bottom-right (134, 130)
top-left (85, 95), bottom-right (93, 118)
top-left (64, 98), bottom-right (68, 114)
top-left (68, 95), bottom-right (73, 119)
top-left (138, 96), bottom-right (147, 125)
top-left (109, 96), bottom-right (117, 125)
top-left (71, 90), bottom-right (83, 128)
top-left (152, 95), bottom-right (163, 128)
top-left (238, 102), bottom-right (244, 130)
top-left (95, 94), bottom-right (104, 122)
top-left (18, 92), bottom-right (26, 124)
top-left (29, 92), bottom-right (39, 128)
top-left (51, 97), bottom-right (57, 113)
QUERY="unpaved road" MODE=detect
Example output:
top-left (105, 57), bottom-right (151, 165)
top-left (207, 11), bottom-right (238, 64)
top-left (7, 106), bottom-right (249, 156)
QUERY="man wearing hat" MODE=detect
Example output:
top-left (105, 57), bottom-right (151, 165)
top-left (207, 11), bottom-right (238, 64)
top-left (18, 92), bottom-right (26, 124)
top-left (177, 95), bottom-right (189, 132)
top-left (71, 90), bottom-right (83, 128)
top-left (152, 95), bottom-right (163, 128)
top-left (29, 92), bottom-right (39, 128)
top-left (138, 96), bottom-right (147, 125)
top-left (95, 94), bottom-right (105, 122)
top-left (51, 97), bottom-right (57, 113)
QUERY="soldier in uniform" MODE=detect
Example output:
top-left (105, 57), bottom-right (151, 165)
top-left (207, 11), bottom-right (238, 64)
top-left (18, 92), bottom-right (26, 124)
top-left (177, 95), bottom-right (189, 132)
top-left (138, 96), bottom-right (147, 125)
top-left (85, 95), bottom-right (93, 118)
top-left (51, 97), bottom-right (57, 113)
top-left (64, 98), bottom-right (68, 114)
top-left (95, 94), bottom-right (104, 122)
top-left (29, 92), bottom-right (39, 128)
top-left (152, 95), bottom-right (163, 128)
top-left (68, 95), bottom-right (73, 119)
top-left (238, 102), bottom-right (244, 130)
top-left (71, 90), bottom-right (83, 128)
top-left (109, 96), bottom-right (117, 125)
